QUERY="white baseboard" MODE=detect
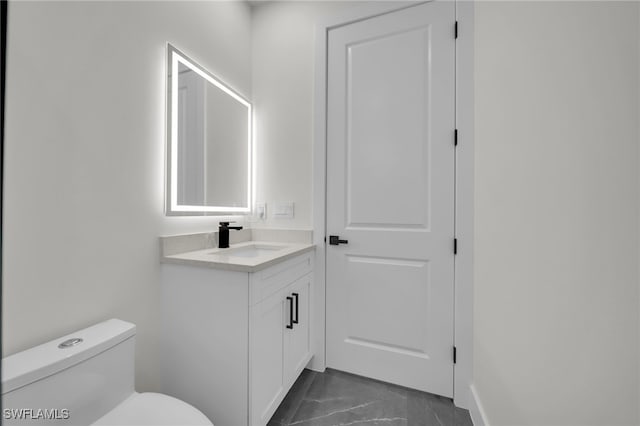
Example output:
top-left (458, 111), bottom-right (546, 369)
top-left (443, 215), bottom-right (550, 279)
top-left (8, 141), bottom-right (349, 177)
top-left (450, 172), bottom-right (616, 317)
top-left (306, 357), bottom-right (325, 373)
top-left (469, 384), bottom-right (490, 426)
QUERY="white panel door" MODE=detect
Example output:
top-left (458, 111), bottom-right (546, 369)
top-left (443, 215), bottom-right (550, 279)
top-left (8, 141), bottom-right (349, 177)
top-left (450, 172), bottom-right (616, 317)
top-left (326, 1), bottom-right (456, 397)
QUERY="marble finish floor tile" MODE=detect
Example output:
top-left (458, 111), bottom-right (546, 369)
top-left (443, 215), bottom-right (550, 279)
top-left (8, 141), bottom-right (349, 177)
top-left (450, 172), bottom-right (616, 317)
top-left (268, 369), bottom-right (472, 426)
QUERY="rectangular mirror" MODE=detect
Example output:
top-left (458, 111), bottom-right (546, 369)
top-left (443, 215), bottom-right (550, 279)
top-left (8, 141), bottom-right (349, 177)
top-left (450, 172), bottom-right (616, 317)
top-left (166, 44), bottom-right (252, 215)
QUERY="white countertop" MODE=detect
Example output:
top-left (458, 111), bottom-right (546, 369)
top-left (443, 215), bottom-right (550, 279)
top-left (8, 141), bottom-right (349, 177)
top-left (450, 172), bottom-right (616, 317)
top-left (161, 240), bottom-right (315, 272)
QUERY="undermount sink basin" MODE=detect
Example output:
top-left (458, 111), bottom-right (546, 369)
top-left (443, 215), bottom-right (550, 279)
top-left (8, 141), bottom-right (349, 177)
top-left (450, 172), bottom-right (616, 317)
top-left (210, 244), bottom-right (286, 259)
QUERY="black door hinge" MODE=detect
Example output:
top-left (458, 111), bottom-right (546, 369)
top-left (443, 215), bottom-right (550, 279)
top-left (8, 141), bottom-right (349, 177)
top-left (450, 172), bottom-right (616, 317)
top-left (455, 21), bottom-right (458, 39)
top-left (454, 129), bottom-right (458, 146)
top-left (454, 238), bottom-right (458, 255)
top-left (324, 236), bottom-right (326, 243)
top-left (453, 346), bottom-right (457, 364)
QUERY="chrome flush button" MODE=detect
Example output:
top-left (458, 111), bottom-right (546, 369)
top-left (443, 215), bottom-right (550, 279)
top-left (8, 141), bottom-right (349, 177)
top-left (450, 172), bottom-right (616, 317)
top-left (58, 338), bottom-right (83, 349)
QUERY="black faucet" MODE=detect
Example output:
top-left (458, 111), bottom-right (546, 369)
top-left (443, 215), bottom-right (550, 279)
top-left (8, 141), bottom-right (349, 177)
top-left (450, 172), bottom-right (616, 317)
top-left (218, 222), bottom-right (243, 248)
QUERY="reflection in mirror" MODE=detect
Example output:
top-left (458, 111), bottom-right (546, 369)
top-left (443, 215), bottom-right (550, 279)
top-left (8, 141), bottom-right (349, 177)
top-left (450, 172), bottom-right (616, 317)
top-left (166, 44), bottom-right (252, 215)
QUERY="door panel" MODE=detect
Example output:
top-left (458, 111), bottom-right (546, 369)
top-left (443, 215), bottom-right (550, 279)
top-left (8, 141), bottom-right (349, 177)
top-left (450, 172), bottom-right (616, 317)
top-left (345, 255), bottom-right (430, 353)
top-left (326, 1), bottom-right (455, 397)
top-left (284, 274), bottom-right (312, 387)
top-left (250, 290), bottom-right (286, 425)
top-left (347, 27), bottom-right (431, 229)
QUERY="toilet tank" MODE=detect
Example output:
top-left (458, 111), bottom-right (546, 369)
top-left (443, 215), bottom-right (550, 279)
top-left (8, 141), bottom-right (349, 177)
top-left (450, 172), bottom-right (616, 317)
top-left (2, 319), bottom-right (137, 425)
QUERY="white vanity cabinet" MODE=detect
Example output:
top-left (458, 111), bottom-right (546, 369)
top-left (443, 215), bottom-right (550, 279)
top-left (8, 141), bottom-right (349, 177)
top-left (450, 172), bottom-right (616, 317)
top-left (160, 249), bottom-right (313, 426)
top-left (250, 272), bottom-right (311, 425)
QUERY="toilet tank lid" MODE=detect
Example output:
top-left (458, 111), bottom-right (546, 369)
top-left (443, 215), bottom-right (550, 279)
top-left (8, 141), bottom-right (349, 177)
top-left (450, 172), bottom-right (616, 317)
top-left (2, 319), bottom-right (136, 394)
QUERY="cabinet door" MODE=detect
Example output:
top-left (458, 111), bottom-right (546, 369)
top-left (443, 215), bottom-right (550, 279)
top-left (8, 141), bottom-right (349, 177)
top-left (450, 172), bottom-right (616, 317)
top-left (250, 289), bottom-right (286, 426)
top-left (284, 273), bottom-right (312, 387)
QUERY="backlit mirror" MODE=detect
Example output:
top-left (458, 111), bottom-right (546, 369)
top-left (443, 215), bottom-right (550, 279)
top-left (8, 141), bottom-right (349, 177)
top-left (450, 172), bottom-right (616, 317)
top-left (166, 44), bottom-right (252, 215)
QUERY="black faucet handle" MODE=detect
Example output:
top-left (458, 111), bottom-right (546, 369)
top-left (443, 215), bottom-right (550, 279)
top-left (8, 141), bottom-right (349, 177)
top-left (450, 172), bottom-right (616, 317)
top-left (219, 221), bottom-right (242, 231)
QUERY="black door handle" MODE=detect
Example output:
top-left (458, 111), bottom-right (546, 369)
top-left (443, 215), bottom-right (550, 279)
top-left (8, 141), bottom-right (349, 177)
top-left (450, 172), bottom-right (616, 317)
top-left (286, 296), bottom-right (294, 329)
top-left (292, 293), bottom-right (299, 324)
top-left (329, 235), bottom-right (349, 245)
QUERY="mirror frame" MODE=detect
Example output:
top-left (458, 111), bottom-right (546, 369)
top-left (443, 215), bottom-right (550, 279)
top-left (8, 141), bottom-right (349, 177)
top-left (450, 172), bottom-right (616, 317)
top-left (165, 44), bottom-right (253, 216)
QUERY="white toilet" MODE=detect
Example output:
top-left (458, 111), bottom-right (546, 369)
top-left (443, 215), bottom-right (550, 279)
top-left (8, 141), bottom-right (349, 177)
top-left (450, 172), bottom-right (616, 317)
top-left (2, 319), bottom-right (212, 426)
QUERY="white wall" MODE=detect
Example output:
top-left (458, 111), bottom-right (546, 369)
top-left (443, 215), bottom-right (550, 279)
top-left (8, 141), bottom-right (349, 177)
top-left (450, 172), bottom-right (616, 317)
top-left (474, 2), bottom-right (640, 425)
top-left (251, 1), bottom-right (315, 229)
top-left (4, 0), bottom-right (251, 391)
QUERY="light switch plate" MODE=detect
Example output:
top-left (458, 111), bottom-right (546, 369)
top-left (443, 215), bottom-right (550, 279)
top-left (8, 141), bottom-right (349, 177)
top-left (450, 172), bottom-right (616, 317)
top-left (273, 202), bottom-right (294, 219)
top-left (257, 203), bottom-right (267, 220)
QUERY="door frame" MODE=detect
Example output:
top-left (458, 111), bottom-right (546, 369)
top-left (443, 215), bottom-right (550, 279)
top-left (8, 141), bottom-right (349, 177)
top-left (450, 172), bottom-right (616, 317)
top-left (311, 0), bottom-right (474, 409)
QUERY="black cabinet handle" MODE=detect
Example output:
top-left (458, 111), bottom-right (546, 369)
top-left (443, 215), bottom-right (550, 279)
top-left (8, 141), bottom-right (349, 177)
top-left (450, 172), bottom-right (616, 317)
top-left (286, 296), bottom-right (294, 329)
top-left (292, 293), bottom-right (299, 324)
top-left (329, 235), bottom-right (348, 245)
